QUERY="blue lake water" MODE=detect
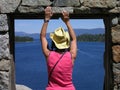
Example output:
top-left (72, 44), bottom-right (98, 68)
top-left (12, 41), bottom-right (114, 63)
top-left (15, 40), bottom-right (105, 90)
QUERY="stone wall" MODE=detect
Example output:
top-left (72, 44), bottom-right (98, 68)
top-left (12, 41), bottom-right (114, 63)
top-left (112, 16), bottom-right (120, 90)
top-left (0, 0), bottom-right (120, 90)
top-left (0, 14), bottom-right (11, 90)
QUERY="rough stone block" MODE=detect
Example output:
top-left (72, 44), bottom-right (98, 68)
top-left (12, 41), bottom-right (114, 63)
top-left (0, 59), bottom-right (10, 71)
top-left (0, 33), bottom-right (10, 59)
top-left (0, 14), bottom-right (8, 31)
top-left (83, 0), bottom-right (116, 8)
top-left (53, 0), bottom-right (80, 7)
top-left (112, 17), bottom-right (118, 26)
top-left (0, 71), bottom-right (9, 90)
top-left (18, 0), bottom-right (51, 13)
top-left (74, 6), bottom-right (109, 14)
top-left (52, 7), bottom-right (73, 14)
top-left (116, 1), bottom-right (120, 7)
top-left (113, 63), bottom-right (120, 70)
top-left (21, 0), bottom-right (51, 6)
top-left (112, 45), bottom-right (120, 63)
top-left (18, 6), bottom-right (44, 13)
top-left (0, 0), bottom-right (21, 13)
top-left (16, 84), bottom-right (32, 90)
top-left (113, 63), bottom-right (120, 89)
top-left (74, 6), bottom-right (90, 14)
top-left (112, 25), bottom-right (120, 43)
top-left (109, 7), bottom-right (120, 13)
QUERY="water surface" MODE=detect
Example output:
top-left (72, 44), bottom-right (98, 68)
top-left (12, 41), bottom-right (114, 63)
top-left (15, 40), bottom-right (105, 90)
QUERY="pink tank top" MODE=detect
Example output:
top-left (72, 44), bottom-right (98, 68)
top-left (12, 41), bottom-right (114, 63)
top-left (46, 51), bottom-right (75, 90)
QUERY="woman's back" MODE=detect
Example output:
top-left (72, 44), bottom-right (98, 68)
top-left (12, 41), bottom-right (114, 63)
top-left (46, 51), bottom-right (75, 90)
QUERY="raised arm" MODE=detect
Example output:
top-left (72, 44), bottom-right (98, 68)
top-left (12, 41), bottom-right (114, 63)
top-left (62, 11), bottom-right (77, 60)
top-left (40, 6), bottom-right (53, 57)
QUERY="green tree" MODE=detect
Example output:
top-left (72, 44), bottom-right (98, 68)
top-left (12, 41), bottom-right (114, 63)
top-left (15, 36), bottom-right (34, 42)
top-left (77, 34), bottom-right (105, 42)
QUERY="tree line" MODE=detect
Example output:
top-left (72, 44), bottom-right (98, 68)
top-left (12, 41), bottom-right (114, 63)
top-left (15, 36), bottom-right (33, 42)
top-left (77, 34), bottom-right (105, 42)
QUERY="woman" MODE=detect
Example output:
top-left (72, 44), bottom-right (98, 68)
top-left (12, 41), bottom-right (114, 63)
top-left (40, 6), bottom-right (77, 90)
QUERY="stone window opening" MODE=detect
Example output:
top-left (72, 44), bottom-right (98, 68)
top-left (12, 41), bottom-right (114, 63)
top-left (11, 16), bottom-right (110, 90)
top-left (9, 14), bottom-right (112, 90)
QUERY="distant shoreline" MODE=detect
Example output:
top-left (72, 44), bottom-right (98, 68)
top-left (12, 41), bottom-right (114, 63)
top-left (15, 36), bottom-right (34, 42)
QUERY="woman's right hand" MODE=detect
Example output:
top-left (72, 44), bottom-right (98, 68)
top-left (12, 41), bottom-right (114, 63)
top-left (45, 6), bottom-right (53, 21)
top-left (62, 10), bottom-right (70, 24)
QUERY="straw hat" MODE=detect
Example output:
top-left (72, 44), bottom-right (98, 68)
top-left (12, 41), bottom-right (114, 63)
top-left (50, 27), bottom-right (70, 49)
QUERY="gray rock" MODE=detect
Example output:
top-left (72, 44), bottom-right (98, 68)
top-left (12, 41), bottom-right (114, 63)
top-left (16, 84), bottom-right (32, 90)
top-left (80, 0), bottom-right (84, 4)
top-left (0, 33), bottom-right (10, 59)
top-left (53, 0), bottom-right (80, 7)
top-left (0, 71), bottom-right (9, 90)
top-left (113, 67), bottom-right (120, 89)
top-left (112, 17), bottom-right (118, 26)
top-left (116, 1), bottom-right (120, 7)
top-left (109, 7), bottom-right (120, 13)
top-left (0, 0), bottom-right (21, 13)
top-left (74, 6), bottom-right (90, 14)
top-left (74, 6), bottom-right (109, 14)
top-left (21, 0), bottom-right (51, 6)
top-left (113, 63), bottom-right (120, 70)
top-left (52, 7), bottom-right (73, 14)
top-left (83, 0), bottom-right (116, 8)
top-left (18, 6), bottom-right (44, 13)
top-left (113, 62), bottom-right (120, 89)
top-left (0, 59), bottom-right (10, 71)
top-left (18, 0), bottom-right (51, 13)
top-left (0, 14), bottom-right (8, 31)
